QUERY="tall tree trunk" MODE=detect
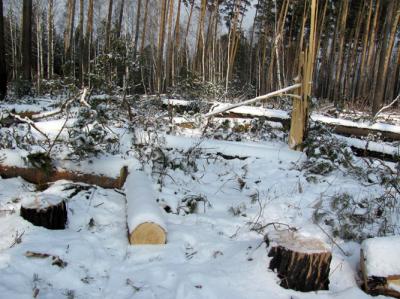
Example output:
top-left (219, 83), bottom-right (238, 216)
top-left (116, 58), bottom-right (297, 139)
top-left (105, 0), bottom-right (113, 52)
top-left (156, 0), bottom-right (168, 93)
top-left (78, 0), bottom-right (84, 86)
top-left (133, 0), bottom-right (141, 59)
top-left (47, 0), bottom-right (54, 79)
top-left (64, 0), bottom-right (76, 59)
top-left (372, 0), bottom-right (399, 115)
top-left (165, 0), bottom-right (174, 87)
top-left (84, 0), bottom-right (94, 86)
top-left (22, 0), bottom-right (32, 82)
top-left (116, 0), bottom-right (125, 39)
top-left (172, 0), bottom-right (181, 82)
top-left (139, 0), bottom-right (149, 56)
top-left (0, 0), bottom-right (6, 100)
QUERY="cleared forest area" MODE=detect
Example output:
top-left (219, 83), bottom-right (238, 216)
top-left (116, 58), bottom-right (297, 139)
top-left (0, 1), bottom-right (399, 298)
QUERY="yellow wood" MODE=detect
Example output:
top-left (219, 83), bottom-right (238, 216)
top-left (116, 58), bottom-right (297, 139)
top-left (129, 222), bottom-right (167, 245)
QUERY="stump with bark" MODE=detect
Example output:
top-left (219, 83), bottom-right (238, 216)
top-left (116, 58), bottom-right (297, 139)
top-left (20, 194), bottom-right (67, 229)
top-left (360, 236), bottom-right (400, 298)
top-left (267, 230), bottom-right (332, 292)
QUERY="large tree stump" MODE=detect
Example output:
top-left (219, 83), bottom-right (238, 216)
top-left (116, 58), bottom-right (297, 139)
top-left (267, 230), bottom-right (332, 292)
top-left (20, 194), bottom-right (67, 229)
top-left (360, 236), bottom-right (400, 298)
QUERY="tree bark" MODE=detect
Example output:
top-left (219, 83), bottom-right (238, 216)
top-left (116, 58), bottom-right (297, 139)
top-left (83, 0), bottom-right (94, 86)
top-left (47, 0), bottom-right (54, 79)
top-left (133, 0), bottom-right (141, 59)
top-left (22, 0), bottom-right (33, 82)
top-left (0, 0), bottom-right (7, 100)
top-left (105, 0), bottom-right (113, 52)
top-left (64, 0), bottom-right (76, 60)
top-left (21, 197), bottom-right (67, 230)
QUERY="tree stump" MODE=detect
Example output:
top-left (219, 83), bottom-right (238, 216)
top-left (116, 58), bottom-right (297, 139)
top-left (20, 194), bottom-right (67, 229)
top-left (267, 230), bottom-right (332, 292)
top-left (360, 236), bottom-right (400, 298)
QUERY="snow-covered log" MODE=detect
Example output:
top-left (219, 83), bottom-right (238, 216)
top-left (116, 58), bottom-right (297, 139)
top-left (124, 170), bottom-right (167, 245)
top-left (267, 230), bottom-right (332, 292)
top-left (20, 194), bottom-right (67, 229)
top-left (360, 236), bottom-right (400, 298)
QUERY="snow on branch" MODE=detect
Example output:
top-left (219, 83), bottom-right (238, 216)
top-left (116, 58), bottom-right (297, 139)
top-left (205, 83), bottom-right (302, 118)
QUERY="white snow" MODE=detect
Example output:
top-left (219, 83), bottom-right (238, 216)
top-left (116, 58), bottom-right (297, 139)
top-left (162, 98), bottom-right (192, 106)
top-left (361, 236), bottom-right (400, 277)
top-left (312, 114), bottom-right (400, 135)
top-left (21, 193), bottom-right (64, 210)
top-left (124, 170), bottom-right (167, 234)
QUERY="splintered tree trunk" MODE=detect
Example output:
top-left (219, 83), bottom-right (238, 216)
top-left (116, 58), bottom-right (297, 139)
top-left (21, 194), bottom-right (67, 229)
top-left (267, 230), bottom-right (332, 292)
top-left (0, 0), bottom-right (7, 100)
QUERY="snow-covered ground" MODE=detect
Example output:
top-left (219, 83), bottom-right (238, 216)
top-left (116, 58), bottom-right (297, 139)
top-left (0, 96), bottom-right (398, 299)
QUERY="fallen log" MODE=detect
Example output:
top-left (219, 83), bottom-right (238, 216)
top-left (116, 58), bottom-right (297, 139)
top-left (267, 230), bottom-right (332, 292)
top-left (124, 170), bottom-right (167, 245)
top-left (0, 164), bottom-right (128, 189)
top-left (360, 236), bottom-right (400, 298)
top-left (20, 193), bottom-right (67, 229)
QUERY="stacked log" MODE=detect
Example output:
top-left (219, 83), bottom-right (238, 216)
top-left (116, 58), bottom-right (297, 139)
top-left (124, 170), bottom-right (167, 245)
top-left (266, 230), bottom-right (332, 292)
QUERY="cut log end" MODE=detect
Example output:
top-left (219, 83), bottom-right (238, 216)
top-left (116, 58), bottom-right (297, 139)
top-left (360, 237), bottom-right (400, 298)
top-left (20, 195), bottom-right (67, 230)
top-left (267, 231), bottom-right (332, 292)
top-left (129, 222), bottom-right (166, 245)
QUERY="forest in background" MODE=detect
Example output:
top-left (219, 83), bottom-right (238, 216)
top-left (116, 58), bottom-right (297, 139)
top-left (0, 0), bottom-right (399, 115)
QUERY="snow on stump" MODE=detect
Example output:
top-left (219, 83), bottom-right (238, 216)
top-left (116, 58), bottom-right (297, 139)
top-left (360, 236), bottom-right (400, 298)
top-left (267, 230), bottom-right (332, 292)
top-left (20, 194), bottom-right (67, 230)
top-left (125, 170), bottom-right (167, 245)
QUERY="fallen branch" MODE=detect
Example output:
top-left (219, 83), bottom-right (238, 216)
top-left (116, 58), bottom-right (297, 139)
top-left (373, 93), bottom-right (400, 120)
top-left (10, 113), bottom-right (50, 145)
top-left (205, 83), bottom-right (301, 118)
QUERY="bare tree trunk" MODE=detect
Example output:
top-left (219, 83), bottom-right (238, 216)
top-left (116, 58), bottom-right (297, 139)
top-left (116, 0), bottom-right (125, 39)
top-left (78, 0), bottom-right (84, 86)
top-left (133, 0), bottom-right (141, 59)
top-left (165, 0), bottom-right (174, 87)
top-left (64, 0), bottom-right (76, 59)
top-left (0, 0), bottom-right (6, 100)
top-left (22, 0), bottom-right (32, 82)
top-left (172, 0), bottom-right (181, 83)
top-left (372, 1), bottom-right (399, 115)
top-left (84, 0), bottom-right (94, 86)
top-left (157, 0), bottom-right (168, 93)
top-left (139, 0), bottom-right (149, 56)
top-left (47, 0), bottom-right (54, 79)
top-left (105, 0), bottom-right (113, 52)
top-left (36, 9), bottom-right (42, 93)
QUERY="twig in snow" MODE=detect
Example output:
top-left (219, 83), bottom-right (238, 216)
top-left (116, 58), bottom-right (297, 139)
top-left (315, 222), bottom-right (348, 256)
top-left (9, 230), bottom-right (24, 248)
top-left (373, 93), bottom-right (400, 120)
